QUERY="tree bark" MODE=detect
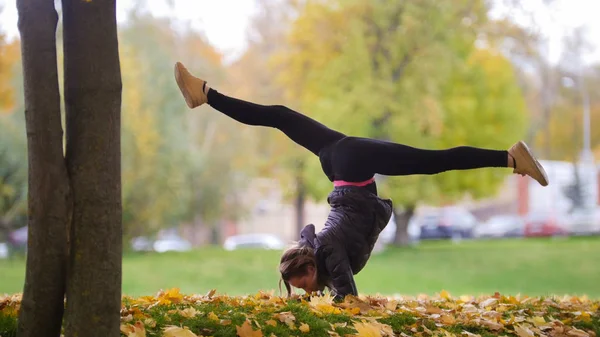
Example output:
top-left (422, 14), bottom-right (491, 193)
top-left (61, 0), bottom-right (122, 336)
top-left (16, 1), bottom-right (71, 336)
top-left (393, 205), bottom-right (415, 246)
top-left (295, 167), bottom-right (306, 240)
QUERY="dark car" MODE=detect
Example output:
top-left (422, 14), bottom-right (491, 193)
top-left (417, 207), bottom-right (478, 240)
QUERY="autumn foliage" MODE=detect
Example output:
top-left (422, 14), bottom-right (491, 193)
top-left (1, 289), bottom-right (599, 337)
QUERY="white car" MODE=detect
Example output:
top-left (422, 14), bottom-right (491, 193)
top-left (153, 235), bottom-right (192, 253)
top-left (223, 233), bottom-right (285, 251)
top-left (474, 215), bottom-right (524, 238)
top-left (0, 242), bottom-right (8, 259)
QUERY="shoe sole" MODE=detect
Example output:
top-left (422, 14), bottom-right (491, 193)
top-left (174, 62), bottom-right (196, 109)
top-left (514, 141), bottom-right (549, 186)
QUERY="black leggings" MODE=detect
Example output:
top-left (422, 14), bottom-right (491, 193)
top-left (207, 89), bottom-right (508, 184)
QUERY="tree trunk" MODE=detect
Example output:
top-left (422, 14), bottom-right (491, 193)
top-left (61, 0), bottom-right (122, 336)
top-left (16, 1), bottom-right (71, 336)
top-left (295, 170), bottom-right (306, 240)
top-left (393, 205), bottom-right (415, 246)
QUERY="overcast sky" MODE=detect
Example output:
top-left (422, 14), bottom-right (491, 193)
top-left (1, 0), bottom-right (599, 65)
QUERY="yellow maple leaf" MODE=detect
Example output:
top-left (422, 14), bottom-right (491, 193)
top-left (299, 323), bottom-right (310, 333)
top-left (158, 288), bottom-right (184, 305)
top-left (309, 295), bottom-right (341, 314)
top-left (440, 290), bottom-right (451, 300)
top-left (208, 311), bottom-right (219, 321)
top-left (236, 320), bottom-right (263, 337)
top-left (265, 320), bottom-right (278, 327)
top-left (162, 325), bottom-right (198, 337)
top-left (353, 321), bottom-right (382, 337)
top-left (528, 316), bottom-right (546, 327)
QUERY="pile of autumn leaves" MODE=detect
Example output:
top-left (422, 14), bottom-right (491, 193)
top-left (1, 289), bottom-right (599, 337)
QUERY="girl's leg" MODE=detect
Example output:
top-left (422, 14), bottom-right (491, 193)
top-left (174, 61), bottom-right (345, 156)
top-left (330, 137), bottom-right (548, 186)
top-left (207, 89), bottom-right (345, 156)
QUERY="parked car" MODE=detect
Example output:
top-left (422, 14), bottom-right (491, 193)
top-left (223, 233), bottom-right (285, 251)
top-left (373, 213), bottom-right (421, 252)
top-left (474, 215), bottom-right (524, 238)
top-left (565, 208), bottom-right (600, 235)
top-left (417, 207), bottom-right (478, 240)
top-left (153, 234), bottom-right (192, 253)
top-left (0, 242), bottom-right (8, 259)
top-left (130, 236), bottom-right (154, 252)
top-left (523, 212), bottom-right (568, 237)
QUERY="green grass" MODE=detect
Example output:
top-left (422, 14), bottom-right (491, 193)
top-left (1, 237), bottom-right (599, 298)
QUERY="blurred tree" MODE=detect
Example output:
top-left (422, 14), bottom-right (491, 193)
top-left (0, 31), bottom-right (18, 113)
top-left (118, 10), bottom-right (250, 244)
top-left (226, 0), bottom-right (312, 238)
top-left (0, 35), bottom-right (26, 239)
top-left (534, 28), bottom-right (599, 162)
top-left (277, 0), bottom-right (528, 245)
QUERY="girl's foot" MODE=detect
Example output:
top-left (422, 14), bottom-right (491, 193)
top-left (508, 141), bottom-right (549, 186)
top-left (174, 62), bottom-right (209, 109)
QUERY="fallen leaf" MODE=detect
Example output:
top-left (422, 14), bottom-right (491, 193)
top-left (236, 320), bottom-right (263, 337)
top-left (220, 319), bottom-right (232, 326)
top-left (426, 306), bottom-right (443, 314)
top-left (299, 323), bottom-right (310, 333)
top-left (385, 300), bottom-right (398, 311)
top-left (208, 312), bottom-right (219, 321)
top-left (440, 290), bottom-right (451, 300)
top-left (353, 321), bottom-right (382, 337)
top-left (144, 318), bottom-right (156, 328)
top-left (274, 311), bottom-right (296, 329)
top-left (479, 298), bottom-right (498, 309)
top-left (162, 325), bottom-right (198, 337)
top-left (479, 319), bottom-right (503, 331)
top-left (528, 316), bottom-right (546, 327)
top-left (179, 308), bottom-right (199, 318)
top-left (158, 288), bottom-right (184, 305)
top-left (462, 304), bottom-right (478, 313)
top-left (120, 321), bottom-right (146, 337)
top-left (513, 324), bottom-right (535, 337)
top-left (440, 314), bottom-right (456, 325)
top-left (265, 320), bottom-right (277, 327)
top-left (568, 328), bottom-right (590, 337)
top-left (309, 294), bottom-right (340, 314)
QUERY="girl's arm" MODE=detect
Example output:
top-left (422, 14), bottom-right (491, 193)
top-left (323, 245), bottom-right (357, 301)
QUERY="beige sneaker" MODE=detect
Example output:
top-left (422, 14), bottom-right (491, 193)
top-left (508, 141), bottom-right (549, 186)
top-left (174, 62), bottom-right (208, 109)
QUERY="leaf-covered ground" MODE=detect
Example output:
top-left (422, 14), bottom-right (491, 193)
top-left (1, 289), bottom-right (598, 337)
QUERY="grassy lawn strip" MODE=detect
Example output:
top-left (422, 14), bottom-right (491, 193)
top-left (2, 289), bottom-right (599, 337)
top-left (2, 237), bottom-right (600, 298)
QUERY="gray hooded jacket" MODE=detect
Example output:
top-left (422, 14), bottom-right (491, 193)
top-left (298, 185), bottom-right (393, 299)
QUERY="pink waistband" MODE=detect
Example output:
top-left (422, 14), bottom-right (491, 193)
top-left (333, 177), bottom-right (375, 187)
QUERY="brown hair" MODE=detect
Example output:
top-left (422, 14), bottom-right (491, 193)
top-left (278, 244), bottom-right (317, 297)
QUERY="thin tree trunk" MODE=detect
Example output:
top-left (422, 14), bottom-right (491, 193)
top-left (62, 0), bottom-right (122, 336)
top-left (393, 205), bottom-right (415, 246)
top-left (295, 168), bottom-right (306, 240)
top-left (16, 1), bottom-right (71, 336)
